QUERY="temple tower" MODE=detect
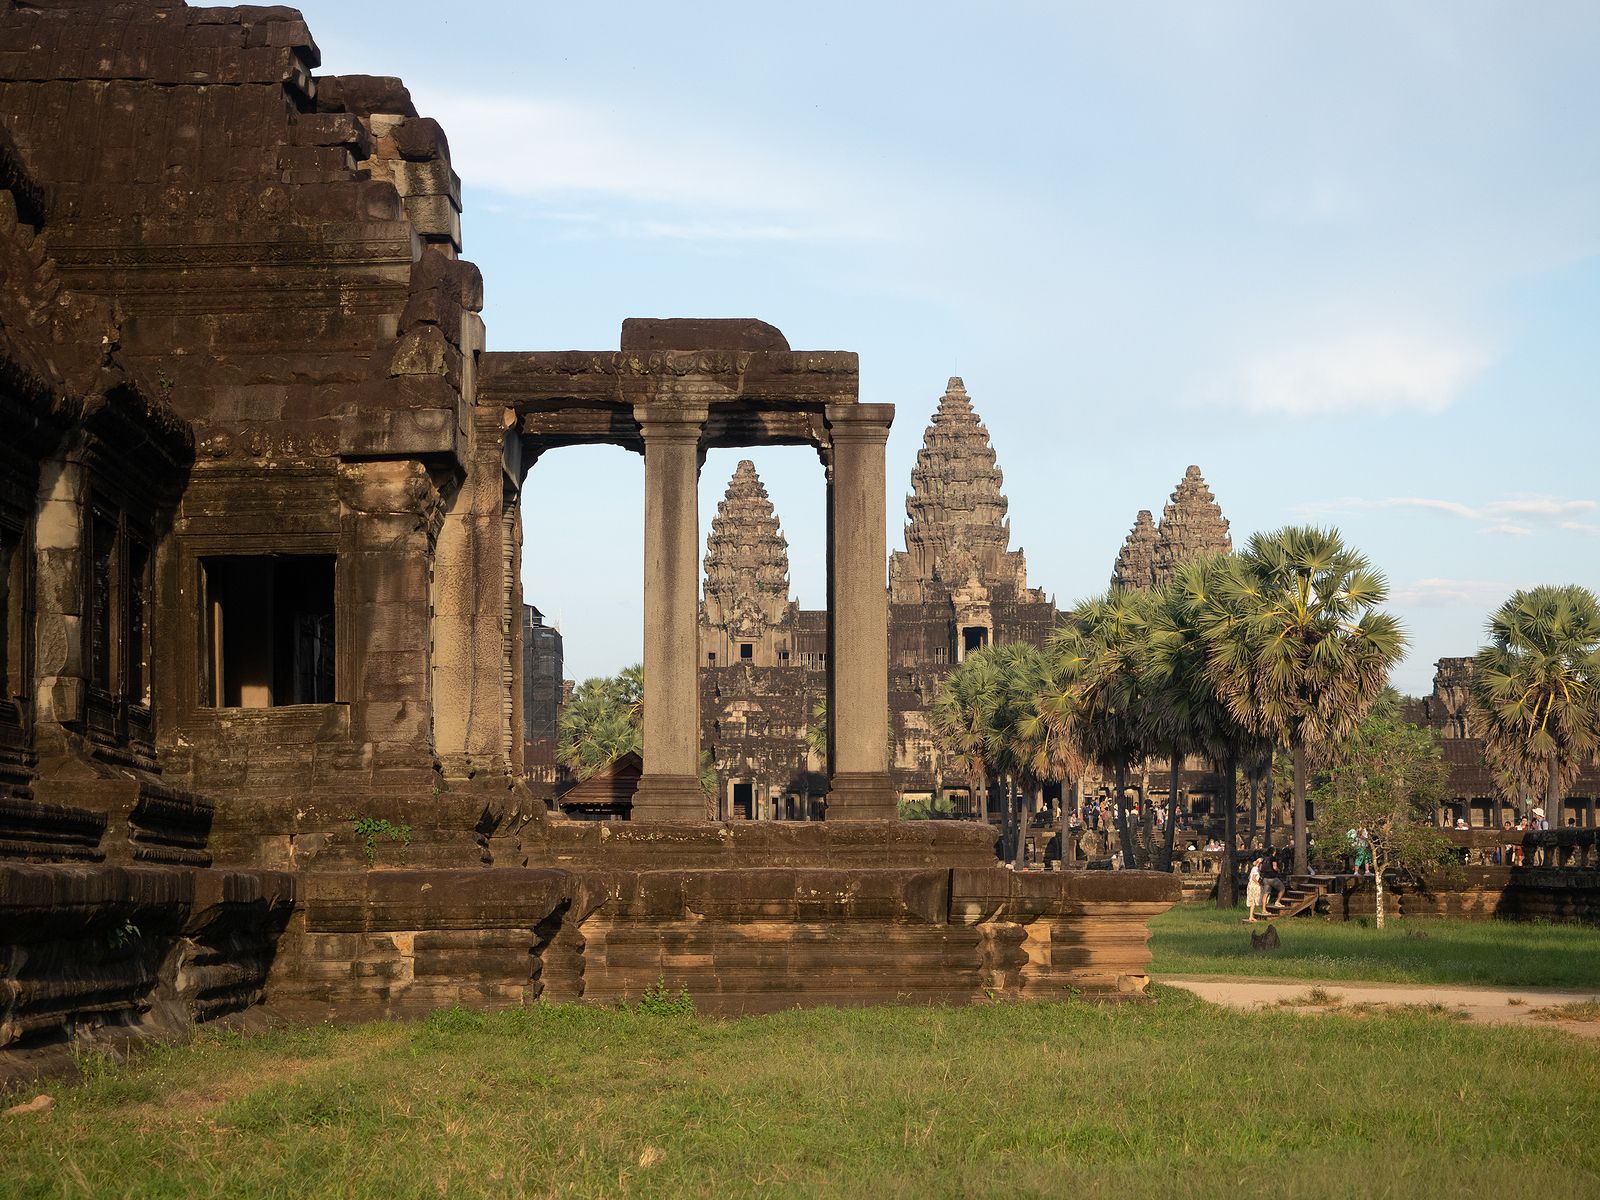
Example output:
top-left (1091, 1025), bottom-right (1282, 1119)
top-left (1112, 509), bottom-right (1159, 590)
top-left (890, 377), bottom-right (1032, 614)
top-left (1112, 466), bottom-right (1232, 589)
top-left (700, 460), bottom-right (798, 668)
top-left (1152, 466), bottom-right (1232, 584)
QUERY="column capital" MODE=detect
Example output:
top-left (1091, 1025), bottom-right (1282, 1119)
top-left (824, 402), bottom-right (894, 442)
top-left (633, 401), bottom-right (709, 442)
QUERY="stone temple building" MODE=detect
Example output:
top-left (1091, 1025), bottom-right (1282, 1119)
top-left (1407, 658), bottom-right (1600, 830)
top-left (698, 377), bottom-right (1058, 818)
top-left (0, 1), bottom-right (1174, 1065)
top-left (521, 604), bottom-right (563, 799)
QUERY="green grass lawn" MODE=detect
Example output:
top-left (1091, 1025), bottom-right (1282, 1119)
top-left (1150, 904), bottom-right (1600, 989)
top-left (4, 991), bottom-right (1599, 1199)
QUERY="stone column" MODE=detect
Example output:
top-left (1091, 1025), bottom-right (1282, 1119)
top-left (631, 403), bottom-right (708, 821)
top-left (824, 403), bottom-right (897, 820)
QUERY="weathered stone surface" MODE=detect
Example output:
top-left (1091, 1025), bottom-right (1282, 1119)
top-left (263, 862), bottom-right (1177, 1019)
top-left (0, 863), bottom-right (294, 1075)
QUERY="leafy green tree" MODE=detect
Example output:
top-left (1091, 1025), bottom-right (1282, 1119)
top-left (1471, 585), bottom-right (1600, 824)
top-left (1311, 705), bottom-right (1454, 928)
top-left (1209, 527), bottom-right (1406, 876)
top-left (1041, 589), bottom-right (1160, 869)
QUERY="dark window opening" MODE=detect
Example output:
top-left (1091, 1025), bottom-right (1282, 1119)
top-left (707, 652), bottom-right (717, 666)
top-left (962, 626), bottom-right (988, 656)
top-left (126, 538), bottom-right (150, 705)
top-left (0, 526), bottom-right (26, 708)
top-left (89, 513), bottom-right (117, 690)
top-left (739, 643), bottom-right (753, 661)
top-left (779, 649), bottom-right (790, 664)
top-left (732, 781), bottom-right (754, 820)
top-left (203, 555), bottom-right (335, 708)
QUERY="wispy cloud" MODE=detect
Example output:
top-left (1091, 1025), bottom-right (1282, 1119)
top-left (1297, 494), bottom-right (1597, 537)
top-left (1391, 578), bottom-right (1515, 607)
top-left (422, 93), bottom-right (891, 243)
top-left (1222, 329), bottom-right (1494, 417)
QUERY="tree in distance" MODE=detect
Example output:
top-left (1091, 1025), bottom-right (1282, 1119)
top-left (1470, 584), bottom-right (1600, 825)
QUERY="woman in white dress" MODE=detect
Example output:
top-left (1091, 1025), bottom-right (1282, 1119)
top-left (1245, 857), bottom-right (1265, 922)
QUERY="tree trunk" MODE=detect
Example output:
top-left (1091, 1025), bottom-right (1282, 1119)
top-left (1161, 744), bottom-right (1180, 871)
top-left (1113, 758), bottom-right (1136, 869)
top-left (1546, 751), bottom-right (1560, 828)
top-left (1263, 759), bottom-right (1275, 853)
top-left (1137, 790), bottom-right (1155, 869)
top-left (1217, 750), bottom-right (1239, 909)
top-left (981, 772), bottom-right (994, 827)
top-left (1292, 742), bottom-right (1309, 876)
top-left (1373, 849), bottom-right (1386, 930)
top-left (1058, 778), bottom-right (1069, 870)
top-left (1013, 777), bottom-right (1030, 870)
top-left (1247, 770), bottom-right (1259, 847)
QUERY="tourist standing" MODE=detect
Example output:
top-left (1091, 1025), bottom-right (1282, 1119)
top-left (1245, 857), bottom-right (1266, 922)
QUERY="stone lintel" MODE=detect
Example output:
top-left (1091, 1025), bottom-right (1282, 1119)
top-left (478, 349), bottom-right (859, 413)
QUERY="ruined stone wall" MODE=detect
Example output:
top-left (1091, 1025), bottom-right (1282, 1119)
top-left (0, 2), bottom-right (509, 870)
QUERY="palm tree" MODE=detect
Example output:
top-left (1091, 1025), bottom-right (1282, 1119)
top-left (931, 647), bottom-right (1005, 826)
top-left (989, 642), bottom-right (1086, 868)
top-left (1146, 555), bottom-right (1263, 905)
top-left (1041, 589), bottom-right (1161, 869)
top-left (1471, 585), bottom-right (1600, 825)
top-left (1209, 527), bottom-right (1406, 876)
top-left (557, 665), bottom-right (644, 780)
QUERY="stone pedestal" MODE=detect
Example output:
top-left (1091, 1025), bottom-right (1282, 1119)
top-left (632, 403), bottom-right (708, 822)
top-left (825, 403), bottom-right (897, 820)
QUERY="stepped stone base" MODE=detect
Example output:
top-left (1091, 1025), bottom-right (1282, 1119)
top-left (266, 863), bottom-right (1175, 1019)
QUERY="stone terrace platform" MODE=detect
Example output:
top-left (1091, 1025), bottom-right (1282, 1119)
top-left (266, 822), bottom-right (1178, 1019)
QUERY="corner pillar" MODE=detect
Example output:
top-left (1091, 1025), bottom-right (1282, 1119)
top-left (631, 403), bottom-right (708, 821)
top-left (824, 402), bottom-right (897, 820)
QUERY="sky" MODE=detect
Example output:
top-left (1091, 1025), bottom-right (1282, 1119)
top-left (297, 1), bottom-right (1599, 695)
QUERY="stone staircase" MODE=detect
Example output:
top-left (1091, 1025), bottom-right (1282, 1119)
top-left (1268, 874), bottom-right (1339, 918)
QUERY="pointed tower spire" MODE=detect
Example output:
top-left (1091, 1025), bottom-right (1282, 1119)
top-left (891, 377), bottom-right (1031, 602)
top-left (1112, 509), bottom-right (1159, 590)
top-left (1152, 465), bottom-right (1231, 585)
top-left (703, 460), bottom-right (791, 626)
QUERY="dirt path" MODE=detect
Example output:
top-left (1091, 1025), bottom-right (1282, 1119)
top-left (1160, 975), bottom-right (1600, 1038)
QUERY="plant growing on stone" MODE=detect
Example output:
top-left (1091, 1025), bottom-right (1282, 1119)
top-left (352, 816), bottom-right (411, 865)
top-left (635, 977), bottom-right (695, 1016)
top-left (1470, 585), bottom-right (1600, 823)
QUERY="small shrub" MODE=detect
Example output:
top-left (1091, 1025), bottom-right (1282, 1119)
top-left (351, 816), bottom-right (411, 865)
top-left (635, 977), bottom-right (694, 1017)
